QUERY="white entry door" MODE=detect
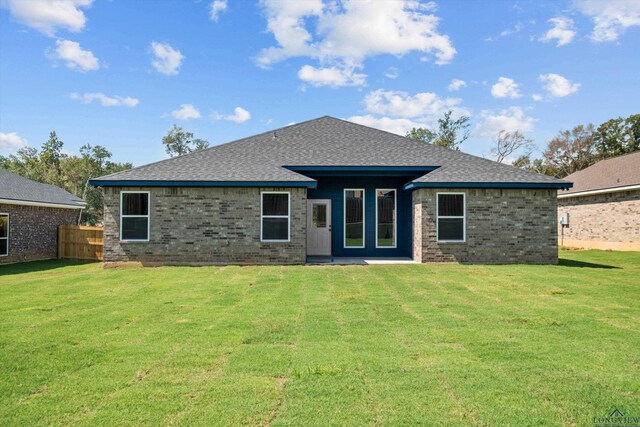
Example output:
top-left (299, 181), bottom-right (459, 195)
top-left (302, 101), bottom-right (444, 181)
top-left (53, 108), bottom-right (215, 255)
top-left (307, 199), bottom-right (332, 256)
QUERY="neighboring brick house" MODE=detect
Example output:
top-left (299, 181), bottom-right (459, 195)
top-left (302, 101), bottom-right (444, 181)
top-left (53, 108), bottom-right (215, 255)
top-left (90, 116), bottom-right (571, 266)
top-left (0, 168), bottom-right (85, 265)
top-left (557, 152), bottom-right (640, 251)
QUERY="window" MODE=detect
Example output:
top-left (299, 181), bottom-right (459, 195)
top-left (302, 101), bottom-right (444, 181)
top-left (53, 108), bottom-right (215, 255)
top-left (261, 192), bottom-right (290, 242)
top-left (312, 204), bottom-right (327, 228)
top-left (437, 193), bottom-right (465, 242)
top-left (344, 189), bottom-right (364, 248)
top-left (120, 192), bottom-right (150, 241)
top-left (0, 213), bottom-right (8, 256)
top-left (376, 189), bottom-right (396, 248)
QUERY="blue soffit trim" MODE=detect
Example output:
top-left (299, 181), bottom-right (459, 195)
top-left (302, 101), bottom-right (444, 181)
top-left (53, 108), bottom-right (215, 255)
top-left (284, 165), bottom-right (439, 177)
top-left (88, 180), bottom-right (318, 188)
top-left (285, 165), bottom-right (438, 172)
top-left (403, 182), bottom-right (573, 190)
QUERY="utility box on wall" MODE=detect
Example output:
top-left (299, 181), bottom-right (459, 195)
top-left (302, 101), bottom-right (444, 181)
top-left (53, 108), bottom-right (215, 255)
top-left (560, 212), bottom-right (570, 227)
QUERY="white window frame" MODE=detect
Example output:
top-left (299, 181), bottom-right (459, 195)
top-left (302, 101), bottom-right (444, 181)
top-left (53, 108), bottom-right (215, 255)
top-left (0, 213), bottom-right (8, 257)
top-left (375, 189), bottom-right (397, 249)
top-left (344, 188), bottom-right (365, 249)
top-left (260, 191), bottom-right (291, 243)
top-left (436, 192), bottom-right (466, 243)
top-left (120, 191), bottom-right (150, 242)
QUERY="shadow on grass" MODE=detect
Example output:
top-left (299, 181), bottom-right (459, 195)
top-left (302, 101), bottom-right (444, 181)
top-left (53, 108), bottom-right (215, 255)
top-left (0, 259), bottom-right (96, 276)
top-left (558, 258), bottom-right (620, 269)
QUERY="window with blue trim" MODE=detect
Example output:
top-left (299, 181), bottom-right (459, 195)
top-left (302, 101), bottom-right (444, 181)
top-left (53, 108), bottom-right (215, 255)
top-left (344, 189), bottom-right (364, 248)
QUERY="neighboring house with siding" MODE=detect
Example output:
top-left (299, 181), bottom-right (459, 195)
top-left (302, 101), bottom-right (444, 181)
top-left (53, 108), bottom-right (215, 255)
top-left (0, 168), bottom-right (85, 265)
top-left (557, 151), bottom-right (640, 251)
top-left (89, 116), bottom-right (571, 266)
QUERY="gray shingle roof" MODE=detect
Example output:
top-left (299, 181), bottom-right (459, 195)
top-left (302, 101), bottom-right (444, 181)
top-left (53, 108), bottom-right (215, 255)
top-left (0, 168), bottom-right (85, 208)
top-left (91, 116), bottom-right (570, 188)
top-left (560, 151), bottom-right (640, 195)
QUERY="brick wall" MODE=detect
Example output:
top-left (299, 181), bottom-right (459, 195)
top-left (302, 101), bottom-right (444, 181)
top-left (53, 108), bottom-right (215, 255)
top-left (557, 190), bottom-right (640, 250)
top-left (413, 188), bottom-right (558, 264)
top-left (102, 187), bottom-right (307, 265)
top-left (0, 203), bottom-right (79, 265)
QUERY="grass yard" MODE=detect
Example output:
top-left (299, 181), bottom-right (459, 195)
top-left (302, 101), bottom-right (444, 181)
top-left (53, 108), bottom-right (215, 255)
top-left (1, 251), bottom-right (639, 426)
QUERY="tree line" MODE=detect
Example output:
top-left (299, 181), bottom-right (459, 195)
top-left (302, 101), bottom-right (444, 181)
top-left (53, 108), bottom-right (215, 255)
top-left (406, 112), bottom-right (639, 178)
top-left (0, 132), bottom-right (132, 225)
top-left (0, 124), bottom-right (209, 225)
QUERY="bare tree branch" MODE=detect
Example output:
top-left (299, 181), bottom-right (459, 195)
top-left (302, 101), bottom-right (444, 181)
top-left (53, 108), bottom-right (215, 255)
top-left (491, 130), bottom-right (535, 163)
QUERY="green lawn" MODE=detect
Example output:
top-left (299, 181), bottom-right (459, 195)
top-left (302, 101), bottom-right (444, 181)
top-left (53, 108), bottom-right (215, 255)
top-left (1, 251), bottom-right (639, 426)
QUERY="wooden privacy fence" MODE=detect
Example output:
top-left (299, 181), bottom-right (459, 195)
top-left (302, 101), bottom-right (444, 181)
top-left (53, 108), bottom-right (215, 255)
top-left (58, 225), bottom-right (104, 261)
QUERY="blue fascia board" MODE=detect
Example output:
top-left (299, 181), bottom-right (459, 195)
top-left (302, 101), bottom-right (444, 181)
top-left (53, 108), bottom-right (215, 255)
top-left (88, 180), bottom-right (318, 188)
top-left (284, 165), bottom-right (438, 177)
top-left (403, 182), bottom-right (573, 190)
top-left (284, 165), bottom-right (438, 172)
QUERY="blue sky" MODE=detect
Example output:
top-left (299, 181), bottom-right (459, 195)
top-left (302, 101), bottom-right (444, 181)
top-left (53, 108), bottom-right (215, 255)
top-left (1, 0), bottom-right (639, 166)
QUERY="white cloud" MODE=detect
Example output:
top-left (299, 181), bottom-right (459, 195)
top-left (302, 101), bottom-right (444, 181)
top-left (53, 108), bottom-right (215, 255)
top-left (384, 67), bottom-right (399, 79)
top-left (1, 0), bottom-right (92, 36)
top-left (475, 107), bottom-right (535, 137)
top-left (346, 115), bottom-right (429, 136)
top-left (448, 78), bottom-right (466, 91)
top-left (348, 88), bottom-right (470, 136)
top-left (258, 0), bottom-right (455, 86)
top-left (0, 132), bottom-right (28, 151)
top-left (70, 92), bottom-right (139, 107)
top-left (363, 89), bottom-right (468, 120)
top-left (539, 17), bottom-right (576, 46)
top-left (212, 107), bottom-right (251, 123)
top-left (575, 0), bottom-right (640, 42)
top-left (485, 22), bottom-right (523, 41)
top-left (539, 73), bottom-right (580, 97)
top-left (225, 107), bottom-right (251, 123)
top-left (209, 0), bottom-right (228, 21)
top-left (491, 77), bottom-right (521, 99)
top-left (298, 64), bottom-right (366, 87)
top-left (171, 104), bottom-right (201, 120)
top-left (151, 41), bottom-right (184, 76)
top-left (50, 39), bottom-right (99, 72)
top-left (532, 94), bottom-right (543, 101)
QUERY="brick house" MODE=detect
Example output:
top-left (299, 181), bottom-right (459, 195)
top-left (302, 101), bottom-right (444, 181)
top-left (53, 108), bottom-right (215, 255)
top-left (557, 151), bottom-right (640, 251)
top-left (0, 168), bottom-right (85, 265)
top-left (90, 117), bottom-right (571, 265)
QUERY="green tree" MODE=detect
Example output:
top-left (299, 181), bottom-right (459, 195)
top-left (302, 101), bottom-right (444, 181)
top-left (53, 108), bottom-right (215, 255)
top-left (0, 133), bottom-right (131, 225)
top-left (0, 146), bottom-right (42, 181)
top-left (406, 111), bottom-right (470, 150)
top-left (594, 114), bottom-right (640, 159)
top-left (162, 124), bottom-right (209, 157)
top-left (511, 154), bottom-right (560, 177)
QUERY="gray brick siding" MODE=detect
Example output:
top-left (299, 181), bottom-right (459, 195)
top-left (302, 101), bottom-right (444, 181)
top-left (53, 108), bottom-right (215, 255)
top-left (102, 187), bottom-right (307, 265)
top-left (0, 203), bottom-right (79, 265)
top-left (413, 188), bottom-right (558, 264)
top-left (557, 190), bottom-right (640, 248)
